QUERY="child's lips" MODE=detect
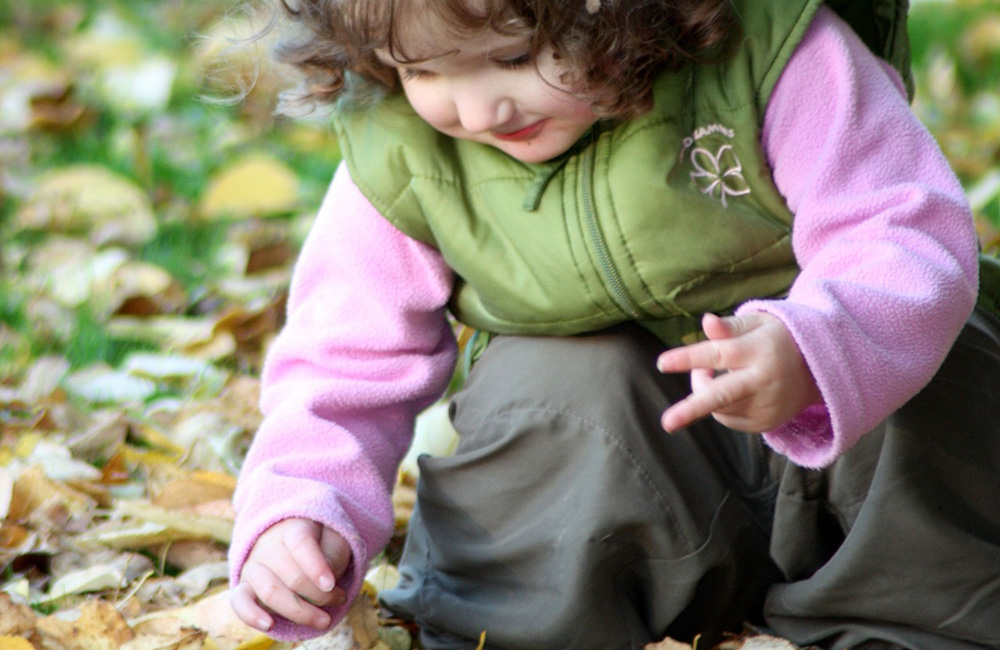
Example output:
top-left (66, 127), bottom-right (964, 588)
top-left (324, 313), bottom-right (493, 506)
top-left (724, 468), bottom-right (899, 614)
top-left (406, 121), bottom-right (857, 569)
top-left (493, 120), bottom-right (547, 141)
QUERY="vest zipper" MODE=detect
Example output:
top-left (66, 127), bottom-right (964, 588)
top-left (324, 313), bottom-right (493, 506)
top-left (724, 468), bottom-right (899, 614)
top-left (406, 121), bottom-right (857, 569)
top-left (580, 133), bottom-right (645, 319)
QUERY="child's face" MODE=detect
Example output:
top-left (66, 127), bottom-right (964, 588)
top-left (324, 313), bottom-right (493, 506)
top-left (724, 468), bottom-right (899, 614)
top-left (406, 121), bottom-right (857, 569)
top-left (378, 22), bottom-right (598, 163)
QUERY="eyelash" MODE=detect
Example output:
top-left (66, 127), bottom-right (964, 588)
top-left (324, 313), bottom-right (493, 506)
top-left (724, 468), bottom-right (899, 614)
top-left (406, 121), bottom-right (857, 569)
top-left (401, 68), bottom-right (433, 80)
top-left (496, 53), bottom-right (533, 70)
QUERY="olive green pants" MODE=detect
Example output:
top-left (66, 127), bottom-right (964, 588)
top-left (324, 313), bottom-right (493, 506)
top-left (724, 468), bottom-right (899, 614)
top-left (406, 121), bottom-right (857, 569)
top-left (380, 309), bottom-right (1000, 650)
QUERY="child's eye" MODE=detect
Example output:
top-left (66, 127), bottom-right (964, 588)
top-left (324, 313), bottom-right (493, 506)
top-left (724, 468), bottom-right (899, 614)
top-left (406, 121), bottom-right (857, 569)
top-left (401, 67), bottom-right (435, 80)
top-left (495, 53), bottom-right (533, 70)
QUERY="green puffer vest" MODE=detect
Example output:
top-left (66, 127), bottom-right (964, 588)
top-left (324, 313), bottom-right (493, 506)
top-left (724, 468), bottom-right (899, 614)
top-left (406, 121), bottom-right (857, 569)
top-left (332, 0), bottom-right (916, 345)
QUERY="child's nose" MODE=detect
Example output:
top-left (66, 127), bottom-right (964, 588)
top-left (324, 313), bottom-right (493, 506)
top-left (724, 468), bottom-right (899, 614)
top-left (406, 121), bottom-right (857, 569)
top-left (455, 92), bottom-right (516, 133)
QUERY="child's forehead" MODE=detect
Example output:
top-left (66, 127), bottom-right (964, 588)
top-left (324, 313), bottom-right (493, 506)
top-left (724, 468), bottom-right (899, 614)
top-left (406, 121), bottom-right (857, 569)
top-left (384, 4), bottom-right (530, 61)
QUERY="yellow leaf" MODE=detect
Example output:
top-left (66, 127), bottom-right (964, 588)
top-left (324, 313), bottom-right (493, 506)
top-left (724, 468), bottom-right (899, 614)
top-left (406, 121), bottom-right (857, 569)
top-left (199, 154), bottom-right (300, 220)
top-left (12, 433), bottom-right (41, 458)
top-left (0, 637), bottom-right (35, 650)
top-left (116, 500), bottom-right (233, 544)
top-left (232, 635), bottom-right (274, 650)
top-left (121, 446), bottom-right (184, 469)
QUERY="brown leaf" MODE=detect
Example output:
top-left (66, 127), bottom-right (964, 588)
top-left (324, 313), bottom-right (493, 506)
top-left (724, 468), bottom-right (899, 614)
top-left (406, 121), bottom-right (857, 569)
top-left (36, 599), bottom-right (136, 650)
top-left (29, 86), bottom-right (90, 132)
top-left (129, 590), bottom-right (265, 650)
top-left (0, 593), bottom-right (37, 635)
top-left (121, 628), bottom-right (207, 650)
top-left (213, 292), bottom-right (287, 369)
top-left (346, 593), bottom-right (390, 650)
top-left (13, 465), bottom-right (97, 522)
top-left (104, 262), bottom-right (187, 317)
top-left (153, 474), bottom-right (235, 510)
top-left (163, 541), bottom-right (227, 572)
top-left (245, 241), bottom-right (294, 275)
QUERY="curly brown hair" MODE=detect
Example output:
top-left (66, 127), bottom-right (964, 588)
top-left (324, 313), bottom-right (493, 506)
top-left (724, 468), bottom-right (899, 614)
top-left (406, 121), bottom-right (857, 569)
top-left (271, 0), bottom-right (737, 119)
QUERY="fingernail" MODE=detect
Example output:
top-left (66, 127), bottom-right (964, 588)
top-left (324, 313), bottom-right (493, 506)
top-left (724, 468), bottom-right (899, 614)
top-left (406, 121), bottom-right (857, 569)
top-left (258, 617), bottom-right (273, 631)
top-left (318, 575), bottom-right (334, 592)
top-left (315, 614), bottom-right (332, 629)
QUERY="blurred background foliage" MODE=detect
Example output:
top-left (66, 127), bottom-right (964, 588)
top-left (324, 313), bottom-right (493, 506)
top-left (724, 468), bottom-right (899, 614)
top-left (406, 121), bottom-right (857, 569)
top-left (1, 0), bottom-right (999, 379)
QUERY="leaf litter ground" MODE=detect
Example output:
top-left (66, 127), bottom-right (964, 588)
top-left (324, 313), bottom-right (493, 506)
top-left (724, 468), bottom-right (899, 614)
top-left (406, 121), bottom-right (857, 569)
top-left (2, 1), bottom-right (999, 648)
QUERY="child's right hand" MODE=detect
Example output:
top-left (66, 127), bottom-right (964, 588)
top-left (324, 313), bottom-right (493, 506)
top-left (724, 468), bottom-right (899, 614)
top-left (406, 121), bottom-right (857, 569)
top-left (230, 518), bottom-right (352, 633)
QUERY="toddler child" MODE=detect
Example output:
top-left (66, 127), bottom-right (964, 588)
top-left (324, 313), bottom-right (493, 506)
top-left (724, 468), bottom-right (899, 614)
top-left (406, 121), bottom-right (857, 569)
top-left (228, 0), bottom-right (1000, 647)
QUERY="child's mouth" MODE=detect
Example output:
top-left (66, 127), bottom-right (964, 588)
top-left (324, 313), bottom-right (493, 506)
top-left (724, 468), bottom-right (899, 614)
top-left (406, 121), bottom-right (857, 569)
top-left (493, 120), bottom-right (547, 141)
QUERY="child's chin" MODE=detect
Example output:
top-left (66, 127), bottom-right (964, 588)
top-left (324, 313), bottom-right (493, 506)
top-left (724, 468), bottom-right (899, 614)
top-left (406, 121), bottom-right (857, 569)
top-left (496, 141), bottom-right (571, 164)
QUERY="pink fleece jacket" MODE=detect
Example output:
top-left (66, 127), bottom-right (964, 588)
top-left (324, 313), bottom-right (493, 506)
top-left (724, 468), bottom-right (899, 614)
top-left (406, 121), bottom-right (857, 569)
top-left (230, 7), bottom-right (978, 639)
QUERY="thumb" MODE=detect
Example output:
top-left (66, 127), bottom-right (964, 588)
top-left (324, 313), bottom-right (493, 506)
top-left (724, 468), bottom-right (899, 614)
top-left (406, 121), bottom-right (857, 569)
top-left (319, 527), bottom-right (352, 578)
top-left (702, 312), bottom-right (765, 340)
top-left (701, 313), bottom-right (736, 340)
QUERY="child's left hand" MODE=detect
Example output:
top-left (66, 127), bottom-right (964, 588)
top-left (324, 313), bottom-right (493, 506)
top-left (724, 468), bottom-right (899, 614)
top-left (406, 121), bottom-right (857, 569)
top-left (657, 312), bottom-right (821, 433)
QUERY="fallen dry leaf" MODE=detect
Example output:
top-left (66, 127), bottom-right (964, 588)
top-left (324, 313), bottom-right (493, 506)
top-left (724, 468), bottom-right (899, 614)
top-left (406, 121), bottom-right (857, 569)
top-left (198, 154), bottom-right (300, 220)
top-left (346, 591), bottom-right (390, 650)
top-left (363, 564), bottom-right (400, 596)
top-left (17, 165), bottom-right (156, 245)
top-left (12, 465), bottom-right (97, 522)
top-left (733, 636), bottom-right (800, 650)
top-left (129, 589), bottom-right (265, 650)
top-left (120, 627), bottom-right (208, 650)
top-left (0, 637), bottom-right (36, 650)
top-left (0, 593), bottom-right (38, 635)
top-left (163, 541), bottom-right (227, 572)
top-left (153, 473), bottom-right (235, 510)
top-left (115, 500), bottom-right (233, 544)
top-left (36, 599), bottom-right (137, 650)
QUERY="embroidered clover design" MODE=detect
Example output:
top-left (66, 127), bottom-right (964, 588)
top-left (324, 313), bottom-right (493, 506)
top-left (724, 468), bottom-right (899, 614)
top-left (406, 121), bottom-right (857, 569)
top-left (689, 144), bottom-right (751, 207)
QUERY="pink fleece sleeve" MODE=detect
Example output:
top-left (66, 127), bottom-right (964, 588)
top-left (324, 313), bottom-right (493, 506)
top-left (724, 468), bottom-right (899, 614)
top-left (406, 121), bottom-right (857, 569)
top-left (741, 6), bottom-right (979, 467)
top-left (229, 163), bottom-right (457, 640)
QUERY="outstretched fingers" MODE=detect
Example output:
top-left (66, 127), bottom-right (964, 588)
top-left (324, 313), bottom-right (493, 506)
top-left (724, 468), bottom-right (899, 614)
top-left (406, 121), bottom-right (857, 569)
top-left (660, 366), bottom-right (757, 432)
